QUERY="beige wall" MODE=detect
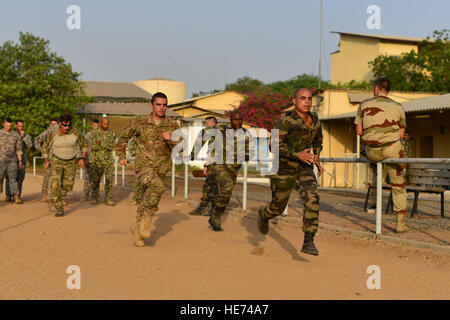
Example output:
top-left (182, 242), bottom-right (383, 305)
top-left (331, 35), bottom-right (380, 84)
top-left (331, 35), bottom-right (419, 84)
top-left (195, 91), bottom-right (245, 111)
top-left (134, 79), bottom-right (186, 104)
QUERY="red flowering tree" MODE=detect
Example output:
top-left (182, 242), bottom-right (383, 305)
top-left (232, 85), bottom-right (315, 130)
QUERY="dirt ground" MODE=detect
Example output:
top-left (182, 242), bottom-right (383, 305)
top-left (1, 173), bottom-right (449, 300)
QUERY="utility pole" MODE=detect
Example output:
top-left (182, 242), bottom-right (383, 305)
top-left (316, 0), bottom-right (323, 113)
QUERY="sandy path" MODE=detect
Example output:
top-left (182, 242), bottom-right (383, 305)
top-left (1, 175), bottom-right (449, 299)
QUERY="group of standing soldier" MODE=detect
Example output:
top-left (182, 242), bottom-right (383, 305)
top-left (2, 76), bottom-right (410, 255)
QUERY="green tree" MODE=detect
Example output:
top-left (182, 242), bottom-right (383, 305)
top-left (225, 76), bottom-right (264, 93)
top-left (369, 29), bottom-right (449, 92)
top-left (0, 32), bottom-right (92, 138)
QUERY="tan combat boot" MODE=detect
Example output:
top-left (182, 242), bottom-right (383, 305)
top-left (105, 199), bottom-right (115, 206)
top-left (131, 220), bottom-right (145, 247)
top-left (14, 195), bottom-right (23, 204)
top-left (396, 213), bottom-right (409, 233)
top-left (40, 193), bottom-right (48, 202)
top-left (139, 214), bottom-right (153, 239)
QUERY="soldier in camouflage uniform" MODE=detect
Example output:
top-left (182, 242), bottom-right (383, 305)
top-left (5, 120), bottom-right (33, 202)
top-left (115, 92), bottom-right (181, 247)
top-left (189, 116), bottom-right (219, 216)
top-left (206, 111), bottom-right (250, 231)
top-left (0, 118), bottom-right (24, 204)
top-left (355, 77), bottom-right (408, 233)
top-left (89, 117), bottom-right (116, 206)
top-left (34, 119), bottom-right (59, 202)
top-left (257, 88), bottom-right (323, 256)
top-left (128, 137), bottom-right (144, 205)
top-left (81, 119), bottom-right (100, 202)
top-left (42, 114), bottom-right (88, 217)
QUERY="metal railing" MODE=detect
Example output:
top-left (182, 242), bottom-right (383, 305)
top-left (33, 156), bottom-right (449, 236)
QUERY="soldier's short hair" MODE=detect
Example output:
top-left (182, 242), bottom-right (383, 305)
top-left (230, 110), bottom-right (243, 119)
top-left (50, 118), bottom-right (58, 123)
top-left (16, 119), bottom-right (24, 124)
top-left (4, 118), bottom-right (12, 123)
top-left (59, 114), bottom-right (73, 123)
top-left (205, 116), bottom-right (217, 124)
top-left (293, 87), bottom-right (312, 98)
top-left (374, 77), bottom-right (390, 93)
top-left (151, 92), bottom-right (168, 103)
top-left (92, 119), bottom-right (100, 124)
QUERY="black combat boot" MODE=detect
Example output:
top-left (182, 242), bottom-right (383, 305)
top-left (257, 208), bottom-right (269, 235)
top-left (208, 207), bottom-right (223, 231)
top-left (189, 202), bottom-right (208, 215)
top-left (54, 211), bottom-right (64, 217)
top-left (300, 232), bottom-right (319, 256)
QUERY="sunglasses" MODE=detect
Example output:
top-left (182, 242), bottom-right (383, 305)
top-left (60, 122), bottom-right (72, 128)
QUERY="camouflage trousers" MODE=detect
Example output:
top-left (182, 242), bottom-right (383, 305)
top-left (0, 161), bottom-right (18, 196)
top-left (41, 166), bottom-right (50, 195)
top-left (133, 179), bottom-right (144, 203)
top-left (83, 165), bottom-right (93, 199)
top-left (49, 157), bottom-right (77, 213)
top-left (208, 164), bottom-right (239, 227)
top-left (91, 161), bottom-right (114, 201)
top-left (135, 166), bottom-right (168, 222)
top-left (262, 163), bottom-right (320, 234)
top-left (5, 161), bottom-right (26, 197)
top-left (199, 172), bottom-right (218, 207)
top-left (366, 140), bottom-right (407, 214)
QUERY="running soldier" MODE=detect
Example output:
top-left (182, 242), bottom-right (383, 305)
top-left (42, 114), bottom-right (88, 217)
top-left (0, 118), bottom-right (23, 204)
top-left (115, 92), bottom-right (181, 247)
top-left (355, 77), bottom-right (408, 233)
top-left (5, 119), bottom-right (33, 202)
top-left (34, 119), bottom-right (59, 202)
top-left (189, 116), bottom-right (219, 216)
top-left (90, 117), bottom-right (116, 206)
top-left (206, 110), bottom-right (250, 231)
top-left (257, 88), bottom-right (323, 256)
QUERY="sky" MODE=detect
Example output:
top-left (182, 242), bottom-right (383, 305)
top-left (0, 0), bottom-right (448, 97)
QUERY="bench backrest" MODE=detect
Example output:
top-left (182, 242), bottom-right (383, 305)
top-left (407, 163), bottom-right (450, 189)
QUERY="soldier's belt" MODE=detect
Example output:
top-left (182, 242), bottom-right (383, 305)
top-left (51, 155), bottom-right (77, 161)
top-left (366, 140), bottom-right (398, 148)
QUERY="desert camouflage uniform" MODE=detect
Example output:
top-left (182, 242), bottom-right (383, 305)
top-left (355, 94), bottom-right (407, 214)
top-left (42, 127), bottom-right (88, 214)
top-left (89, 128), bottom-right (117, 201)
top-left (6, 132), bottom-right (33, 197)
top-left (128, 138), bottom-right (144, 203)
top-left (261, 110), bottom-right (323, 234)
top-left (115, 114), bottom-right (180, 222)
top-left (34, 124), bottom-right (58, 195)
top-left (190, 126), bottom-right (219, 210)
top-left (82, 130), bottom-right (96, 200)
top-left (0, 130), bottom-right (22, 196)
top-left (207, 126), bottom-right (250, 228)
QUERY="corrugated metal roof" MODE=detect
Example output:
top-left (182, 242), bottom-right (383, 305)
top-left (347, 92), bottom-right (373, 103)
top-left (84, 81), bottom-right (152, 99)
top-left (319, 112), bottom-right (356, 121)
top-left (79, 103), bottom-right (180, 117)
top-left (402, 94), bottom-right (450, 113)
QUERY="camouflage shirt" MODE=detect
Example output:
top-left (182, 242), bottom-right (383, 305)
top-left (207, 125), bottom-right (250, 173)
top-left (42, 127), bottom-right (88, 160)
top-left (34, 124), bottom-right (59, 157)
top-left (190, 126), bottom-right (217, 161)
top-left (275, 110), bottom-right (323, 167)
top-left (115, 113), bottom-right (180, 172)
top-left (354, 95), bottom-right (406, 147)
top-left (18, 132), bottom-right (33, 162)
top-left (0, 129), bottom-right (22, 163)
top-left (89, 128), bottom-right (117, 164)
